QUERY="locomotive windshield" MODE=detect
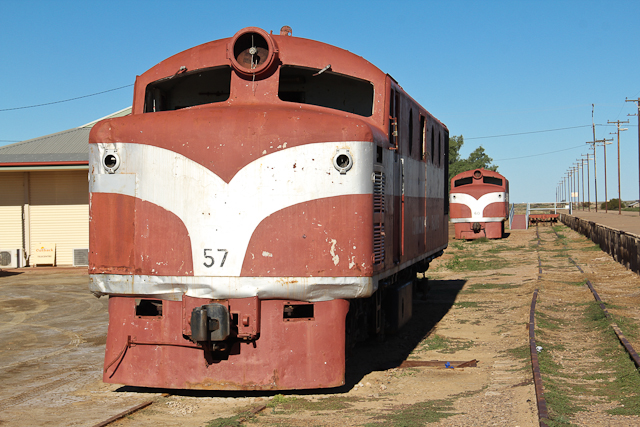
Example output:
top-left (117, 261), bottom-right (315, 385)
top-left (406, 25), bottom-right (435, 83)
top-left (483, 176), bottom-right (503, 186)
top-left (144, 66), bottom-right (232, 112)
top-left (454, 177), bottom-right (473, 187)
top-left (278, 66), bottom-right (374, 117)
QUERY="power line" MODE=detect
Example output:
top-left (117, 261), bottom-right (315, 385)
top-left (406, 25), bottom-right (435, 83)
top-left (466, 125), bottom-right (594, 140)
top-left (495, 144), bottom-right (584, 161)
top-left (0, 84), bottom-right (134, 112)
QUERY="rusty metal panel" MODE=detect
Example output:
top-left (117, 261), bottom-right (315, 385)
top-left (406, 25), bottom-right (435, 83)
top-left (104, 296), bottom-right (349, 390)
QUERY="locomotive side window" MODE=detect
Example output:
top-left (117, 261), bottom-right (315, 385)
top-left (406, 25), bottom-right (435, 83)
top-left (408, 109), bottom-right (413, 155)
top-left (483, 176), bottom-right (503, 186)
top-left (144, 66), bottom-right (232, 112)
top-left (434, 132), bottom-right (440, 166)
top-left (278, 66), bottom-right (374, 117)
top-left (454, 177), bottom-right (473, 187)
top-left (430, 126), bottom-right (435, 163)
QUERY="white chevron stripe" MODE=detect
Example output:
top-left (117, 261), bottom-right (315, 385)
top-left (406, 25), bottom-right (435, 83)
top-left (450, 192), bottom-right (506, 221)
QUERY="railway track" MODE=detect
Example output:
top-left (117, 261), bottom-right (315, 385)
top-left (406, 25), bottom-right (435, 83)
top-left (530, 223), bottom-right (640, 426)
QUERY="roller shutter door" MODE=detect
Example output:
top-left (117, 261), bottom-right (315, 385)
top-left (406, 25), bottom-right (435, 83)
top-left (29, 170), bottom-right (88, 266)
top-left (0, 172), bottom-right (25, 252)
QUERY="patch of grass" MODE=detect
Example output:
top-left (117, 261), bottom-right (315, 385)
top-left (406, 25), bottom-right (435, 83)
top-left (580, 243), bottom-right (602, 251)
top-left (615, 315), bottom-right (640, 339)
top-left (486, 244), bottom-right (526, 254)
top-left (450, 241), bottom-right (465, 250)
top-left (507, 344), bottom-right (530, 361)
top-left (266, 394), bottom-right (357, 414)
top-left (454, 301), bottom-right (480, 309)
top-left (419, 334), bottom-right (474, 354)
top-left (504, 344), bottom-right (532, 372)
top-left (536, 311), bottom-right (562, 330)
top-left (366, 389), bottom-right (484, 427)
top-left (470, 237), bottom-right (490, 244)
top-left (444, 254), bottom-right (508, 272)
top-left (364, 399), bottom-right (457, 426)
top-left (206, 407), bottom-right (259, 427)
top-left (393, 367), bottom-right (419, 378)
top-left (536, 339), bottom-right (584, 425)
top-left (464, 282), bottom-right (516, 293)
top-left (552, 225), bottom-right (567, 233)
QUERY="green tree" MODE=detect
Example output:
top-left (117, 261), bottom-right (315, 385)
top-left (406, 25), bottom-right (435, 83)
top-left (448, 135), bottom-right (497, 185)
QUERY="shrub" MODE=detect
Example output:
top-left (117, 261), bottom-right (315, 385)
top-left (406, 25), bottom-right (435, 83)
top-left (600, 198), bottom-right (625, 210)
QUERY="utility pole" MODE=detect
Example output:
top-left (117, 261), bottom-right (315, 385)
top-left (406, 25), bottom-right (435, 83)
top-left (568, 170), bottom-right (572, 210)
top-left (592, 104), bottom-right (597, 211)
top-left (582, 153), bottom-right (591, 211)
top-left (576, 162), bottom-right (580, 210)
top-left (600, 137), bottom-right (614, 212)
top-left (573, 163), bottom-right (579, 210)
top-left (571, 167), bottom-right (576, 211)
top-left (579, 159), bottom-right (585, 210)
top-left (565, 172), bottom-right (568, 207)
top-left (626, 97), bottom-right (640, 215)
top-left (586, 138), bottom-right (600, 212)
top-left (608, 119), bottom-right (629, 214)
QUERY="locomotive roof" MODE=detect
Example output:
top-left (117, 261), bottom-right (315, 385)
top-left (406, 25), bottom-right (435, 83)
top-left (130, 27), bottom-right (447, 132)
top-left (451, 168), bottom-right (506, 181)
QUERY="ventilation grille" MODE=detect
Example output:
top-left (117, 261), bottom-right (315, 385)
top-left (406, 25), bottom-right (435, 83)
top-left (0, 249), bottom-right (19, 268)
top-left (73, 249), bottom-right (89, 267)
top-left (0, 251), bottom-right (12, 267)
top-left (373, 224), bottom-right (385, 264)
top-left (373, 171), bottom-right (386, 265)
top-left (373, 171), bottom-right (386, 213)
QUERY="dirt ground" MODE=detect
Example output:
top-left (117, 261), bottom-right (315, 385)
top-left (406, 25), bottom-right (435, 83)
top-left (0, 223), bottom-right (638, 426)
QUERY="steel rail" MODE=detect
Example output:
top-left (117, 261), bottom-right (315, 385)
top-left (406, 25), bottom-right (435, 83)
top-left (92, 400), bottom-right (154, 427)
top-left (583, 279), bottom-right (640, 369)
top-left (529, 289), bottom-right (550, 427)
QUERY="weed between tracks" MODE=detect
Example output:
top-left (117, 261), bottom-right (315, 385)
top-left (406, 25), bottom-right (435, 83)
top-left (204, 391), bottom-right (470, 426)
top-left (363, 398), bottom-right (457, 426)
top-left (418, 334), bottom-right (474, 354)
top-left (206, 395), bottom-right (362, 427)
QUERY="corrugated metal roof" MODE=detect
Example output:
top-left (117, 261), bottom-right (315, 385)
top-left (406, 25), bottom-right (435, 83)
top-left (0, 107), bottom-right (131, 165)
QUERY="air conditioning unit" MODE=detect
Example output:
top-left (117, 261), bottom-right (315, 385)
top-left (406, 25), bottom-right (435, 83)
top-left (73, 248), bottom-right (89, 267)
top-left (0, 249), bottom-right (21, 269)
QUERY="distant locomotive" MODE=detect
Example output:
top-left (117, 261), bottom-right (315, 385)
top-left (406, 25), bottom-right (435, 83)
top-left (89, 26), bottom-right (449, 390)
top-left (449, 169), bottom-right (509, 239)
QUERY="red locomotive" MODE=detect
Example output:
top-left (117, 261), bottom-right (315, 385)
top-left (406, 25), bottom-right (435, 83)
top-left (449, 169), bottom-right (509, 239)
top-left (88, 26), bottom-right (449, 390)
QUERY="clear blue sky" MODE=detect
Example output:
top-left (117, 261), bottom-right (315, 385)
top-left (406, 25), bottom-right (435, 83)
top-left (1, 0), bottom-right (639, 203)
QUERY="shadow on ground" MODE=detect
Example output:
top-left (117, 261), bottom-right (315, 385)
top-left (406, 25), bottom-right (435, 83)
top-left (0, 270), bottom-right (23, 277)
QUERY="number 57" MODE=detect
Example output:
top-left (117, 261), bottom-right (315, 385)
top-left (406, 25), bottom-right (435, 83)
top-left (203, 249), bottom-right (228, 268)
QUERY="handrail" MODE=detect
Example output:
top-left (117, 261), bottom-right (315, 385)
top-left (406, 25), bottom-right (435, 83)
top-left (509, 203), bottom-right (515, 229)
